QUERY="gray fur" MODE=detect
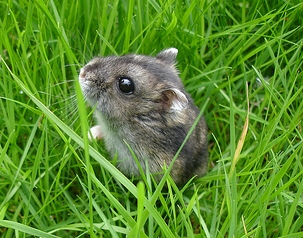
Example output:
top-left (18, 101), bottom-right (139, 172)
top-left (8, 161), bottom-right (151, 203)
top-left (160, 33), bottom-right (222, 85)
top-left (78, 48), bottom-right (208, 185)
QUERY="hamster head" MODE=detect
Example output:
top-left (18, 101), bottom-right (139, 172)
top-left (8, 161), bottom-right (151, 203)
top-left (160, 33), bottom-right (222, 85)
top-left (78, 48), bottom-right (189, 124)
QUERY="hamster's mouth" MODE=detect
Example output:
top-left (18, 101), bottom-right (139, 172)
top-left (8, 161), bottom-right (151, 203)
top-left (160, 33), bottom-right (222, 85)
top-left (78, 68), bottom-right (94, 100)
top-left (78, 68), bottom-right (88, 91)
top-left (79, 68), bottom-right (87, 83)
top-left (78, 68), bottom-right (105, 106)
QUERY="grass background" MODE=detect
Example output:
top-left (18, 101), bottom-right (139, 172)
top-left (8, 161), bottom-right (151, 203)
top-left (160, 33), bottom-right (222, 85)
top-left (1, 0), bottom-right (303, 237)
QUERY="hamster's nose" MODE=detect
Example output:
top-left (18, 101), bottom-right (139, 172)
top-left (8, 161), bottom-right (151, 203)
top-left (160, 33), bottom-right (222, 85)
top-left (79, 68), bottom-right (86, 80)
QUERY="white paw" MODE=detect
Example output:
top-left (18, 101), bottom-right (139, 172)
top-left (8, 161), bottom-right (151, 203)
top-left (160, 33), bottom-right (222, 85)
top-left (88, 125), bottom-right (103, 140)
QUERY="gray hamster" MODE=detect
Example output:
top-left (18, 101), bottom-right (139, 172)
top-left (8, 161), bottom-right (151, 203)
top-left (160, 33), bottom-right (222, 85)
top-left (78, 48), bottom-right (208, 185)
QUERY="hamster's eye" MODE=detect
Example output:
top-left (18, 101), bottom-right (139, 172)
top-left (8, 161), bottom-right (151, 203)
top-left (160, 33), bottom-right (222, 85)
top-left (117, 77), bottom-right (134, 94)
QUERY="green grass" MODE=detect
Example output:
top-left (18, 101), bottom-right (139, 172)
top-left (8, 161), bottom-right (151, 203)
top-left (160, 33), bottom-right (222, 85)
top-left (1, 0), bottom-right (303, 237)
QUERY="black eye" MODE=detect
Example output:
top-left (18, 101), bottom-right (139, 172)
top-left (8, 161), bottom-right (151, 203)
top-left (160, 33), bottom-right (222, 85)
top-left (117, 77), bottom-right (134, 94)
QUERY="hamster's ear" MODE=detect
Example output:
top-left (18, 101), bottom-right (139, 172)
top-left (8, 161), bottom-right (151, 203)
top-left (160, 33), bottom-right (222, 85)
top-left (156, 48), bottom-right (178, 65)
top-left (161, 88), bottom-right (188, 112)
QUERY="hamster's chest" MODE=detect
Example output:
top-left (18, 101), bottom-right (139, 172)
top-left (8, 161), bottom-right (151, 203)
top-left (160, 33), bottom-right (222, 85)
top-left (95, 112), bottom-right (149, 174)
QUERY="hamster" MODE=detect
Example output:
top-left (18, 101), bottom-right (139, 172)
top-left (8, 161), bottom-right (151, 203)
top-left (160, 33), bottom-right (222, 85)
top-left (78, 48), bottom-right (208, 185)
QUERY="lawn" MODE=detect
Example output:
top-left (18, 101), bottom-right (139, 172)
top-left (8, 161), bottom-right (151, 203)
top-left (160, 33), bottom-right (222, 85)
top-left (1, 0), bottom-right (303, 237)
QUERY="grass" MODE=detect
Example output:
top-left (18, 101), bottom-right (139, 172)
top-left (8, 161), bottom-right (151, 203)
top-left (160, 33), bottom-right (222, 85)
top-left (1, 0), bottom-right (303, 237)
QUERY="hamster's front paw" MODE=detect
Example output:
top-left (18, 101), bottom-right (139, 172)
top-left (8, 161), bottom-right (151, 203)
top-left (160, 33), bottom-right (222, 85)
top-left (88, 125), bottom-right (103, 140)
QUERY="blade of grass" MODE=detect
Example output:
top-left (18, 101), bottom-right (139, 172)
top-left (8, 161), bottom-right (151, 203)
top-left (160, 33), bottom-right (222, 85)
top-left (0, 220), bottom-right (60, 238)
